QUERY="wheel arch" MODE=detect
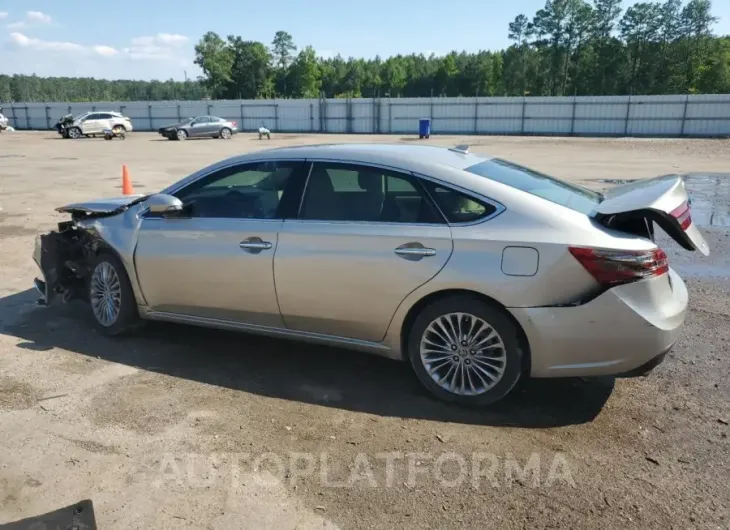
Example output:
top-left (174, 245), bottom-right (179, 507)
top-left (398, 288), bottom-right (531, 375)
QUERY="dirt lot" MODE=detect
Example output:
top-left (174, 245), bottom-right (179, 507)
top-left (0, 132), bottom-right (729, 529)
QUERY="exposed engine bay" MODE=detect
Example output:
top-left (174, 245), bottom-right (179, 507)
top-left (34, 197), bottom-right (147, 305)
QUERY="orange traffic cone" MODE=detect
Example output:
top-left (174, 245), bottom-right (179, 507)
top-left (122, 164), bottom-right (135, 195)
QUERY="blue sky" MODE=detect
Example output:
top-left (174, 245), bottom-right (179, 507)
top-left (2, 0), bottom-right (729, 80)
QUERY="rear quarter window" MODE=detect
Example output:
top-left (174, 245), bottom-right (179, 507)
top-left (421, 180), bottom-right (497, 224)
top-left (465, 159), bottom-right (601, 215)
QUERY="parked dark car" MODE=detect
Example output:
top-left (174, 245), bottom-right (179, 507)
top-left (158, 116), bottom-right (238, 140)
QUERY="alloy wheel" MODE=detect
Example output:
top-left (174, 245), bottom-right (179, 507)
top-left (419, 312), bottom-right (507, 396)
top-left (90, 261), bottom-right (122, 327)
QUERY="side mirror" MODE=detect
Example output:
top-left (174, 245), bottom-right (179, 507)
top-left (146, 194), bottom-right (183, 215)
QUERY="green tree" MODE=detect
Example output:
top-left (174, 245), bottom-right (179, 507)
top-left (227, 37), bottom-right (274, 99)
top-left (194, 32), bottom-right (234, 98)
top-left (287, 46), bottom-right (321, 98)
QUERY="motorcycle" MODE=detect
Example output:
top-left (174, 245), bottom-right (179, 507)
top-left (55, 114), bottom-right (74, 137)
top-left (103, 127), bottom-right (126, 141)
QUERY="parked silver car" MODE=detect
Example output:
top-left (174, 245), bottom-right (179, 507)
top-left (158, 116), bottom-right (238, 140)
top-left (32, 144), bottom-right (708, 405)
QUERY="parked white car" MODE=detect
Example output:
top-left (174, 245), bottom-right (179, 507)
top-left (66, 111), bottom-right (133, 139)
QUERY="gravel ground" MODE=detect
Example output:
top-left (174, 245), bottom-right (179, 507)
top-left (0, 132), bottom-right (728, 529)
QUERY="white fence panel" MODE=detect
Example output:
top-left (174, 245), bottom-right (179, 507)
top-left (4, 95), bottom-right (730, 137)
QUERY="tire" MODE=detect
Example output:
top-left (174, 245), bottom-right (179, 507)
top-left (176, 129), bottom-right (187, 141)
top-left (112, 125), bottom-right (126, 135)
top-left (220, 127), bottom-right (232, 139)
top-left (68, 127), bottom-right (82, 139)
top-left (87, 252), bottom-right (140, 336)
top-left (407, 295), bottom-right (524, 407)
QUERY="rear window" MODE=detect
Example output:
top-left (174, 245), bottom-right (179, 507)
top-left (465, 159), bottom-right (601, 215)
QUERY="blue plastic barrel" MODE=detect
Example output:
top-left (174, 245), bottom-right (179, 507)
top-left (418, 118), bottom-right (431, 139)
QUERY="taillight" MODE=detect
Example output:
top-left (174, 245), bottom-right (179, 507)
top-left (231, 120), bottom-right (237, 127)
top-left (670, 201), bottom-right (692, 230)
top-left (569, 247), bottom-right (669, 287)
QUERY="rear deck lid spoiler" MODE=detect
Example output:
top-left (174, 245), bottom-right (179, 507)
top-left (594, 174), bottom-right (709, 256)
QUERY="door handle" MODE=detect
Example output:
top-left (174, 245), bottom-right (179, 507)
top-left (395, 243), bottom-right (436, 260)
top-left (240, 237), bottom-right (272, 253)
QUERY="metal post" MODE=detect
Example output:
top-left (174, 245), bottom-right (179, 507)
top-left (25, 105), bottom-right (30, 130)
top-left (310, 103), bottom-right (314, 132)
top-left (45, 106), bottom-right (50, 130)
top-left (624, 96), bottom-right (631, 136)
top-left (92, 105), bottom-right (96, 112)
top-left (570, 97), bottom-right (577, 136)
top-left (148, 104), bottom-right (152, 131)
top-left (274, 105), bottom-right (279, 131)
top-left (388, 102), bottom-right (392, 134)
top-left (8, 105), bottom-right (15, 129)
top-left (474, 97), bottom-right (479, 134)
top-left (520, 97), bottom-right (527, 134)
top-left (207, 103), bottom-right (212, 115)
top-left (680, 94), bottom-right (690, 137)
top-left (177, 104), bottom-right (181, 122)
top-left (68, 105), bottom-right (72, 116)
top-left (240, 103), bottom-right (245, 129)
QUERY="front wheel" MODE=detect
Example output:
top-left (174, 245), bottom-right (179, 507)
top-left (176, 129), bottom-right (187, 141)
top-left (88, 252), bottom-right (140, 336)
top-left (408, 296), bottom-right (524, 407)
top-left (220, 127), bottom-right (232, 139)
top-left (67, 127), bottom-right (81, 139)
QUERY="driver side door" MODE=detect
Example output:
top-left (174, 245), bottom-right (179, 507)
top-left (189, 117), bottom-right (211, 137)
top-left (80, 113), bottom-right (102, 134)
top-left (134, 160), bottom-right (306, 326)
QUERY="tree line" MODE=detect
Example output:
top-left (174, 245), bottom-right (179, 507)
top-left (2, 0), bottom-right (728, 103)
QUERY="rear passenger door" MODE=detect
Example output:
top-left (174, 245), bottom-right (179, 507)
top-left (273, 162), bottom-right (453, 342)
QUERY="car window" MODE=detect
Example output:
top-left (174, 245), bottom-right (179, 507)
top-left (97, 113), bottom-right (113, 120)
top-left (421, 181), bottom-right (497, 224)
top-left (174, 161), bottom-right (298, 219)
top-left (209, 117), bottom-right (222, 122)
top-left (194, 117), bottom-right (210, 124)
top-left (465, 159), bottom-right (601, 215)
top-left (299, 162), bottom-right (443, 224)
top-left (83, 113), bottom-right (99, 121)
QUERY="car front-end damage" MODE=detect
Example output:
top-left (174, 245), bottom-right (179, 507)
top-left (33, 195), bottom-right (148, 306)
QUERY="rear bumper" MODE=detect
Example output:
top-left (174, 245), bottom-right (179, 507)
top-left (510, 268), bottom-right (687, 378)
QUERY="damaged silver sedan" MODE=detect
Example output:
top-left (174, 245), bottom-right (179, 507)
top-left (33, 144), bottom-right (709, 406)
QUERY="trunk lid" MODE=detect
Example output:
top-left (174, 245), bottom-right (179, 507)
top-left (595, 174), bottom-right (709, 256)
top-left (56, 195), bottom-right (147, 215)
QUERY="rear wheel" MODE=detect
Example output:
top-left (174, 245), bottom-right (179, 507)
top-left (407, 296), bottom-right (524, 406)
top-left (220, 127), bottom-right (232, 139)
top-left (176, 129), bottom-right (187, 141)
top-left (88, 252), bottom-right (140, 336)
top-left (68, 127), bottom-right (81, 139)
top-left (112, 124), bottom-right (126, 135)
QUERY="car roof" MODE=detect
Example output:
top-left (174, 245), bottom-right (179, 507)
top-left (163, 143), bottom-right (497, 197)
top-left (237, 143), bottom-right (492, 173)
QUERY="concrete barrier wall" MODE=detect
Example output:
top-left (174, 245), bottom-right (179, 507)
top-left (4, 94), bottom-right (730, 137)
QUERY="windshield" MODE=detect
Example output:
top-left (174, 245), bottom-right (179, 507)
top-left (465, 158), bottom-right (602, 214)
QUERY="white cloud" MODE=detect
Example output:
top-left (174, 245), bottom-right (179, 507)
top-left (0, 12), bottom-right (8, 19)
top-left (10, 32), bottom-right (82, 52)
top-left (7, 21), bottom-right (26, 29)
top-left (27, 11), bottom-right (51, 24)
top-left (93, 45), bottom-right (119, 57)
top-left (156, 33), bottom-right (188, 46)
top-left (5, 31), bottom-right (193, 79)
top-left (124, 33), bottom-right (190, 60)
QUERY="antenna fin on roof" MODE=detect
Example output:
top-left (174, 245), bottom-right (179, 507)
top-left (450, 144), bottom-right (470, 154)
